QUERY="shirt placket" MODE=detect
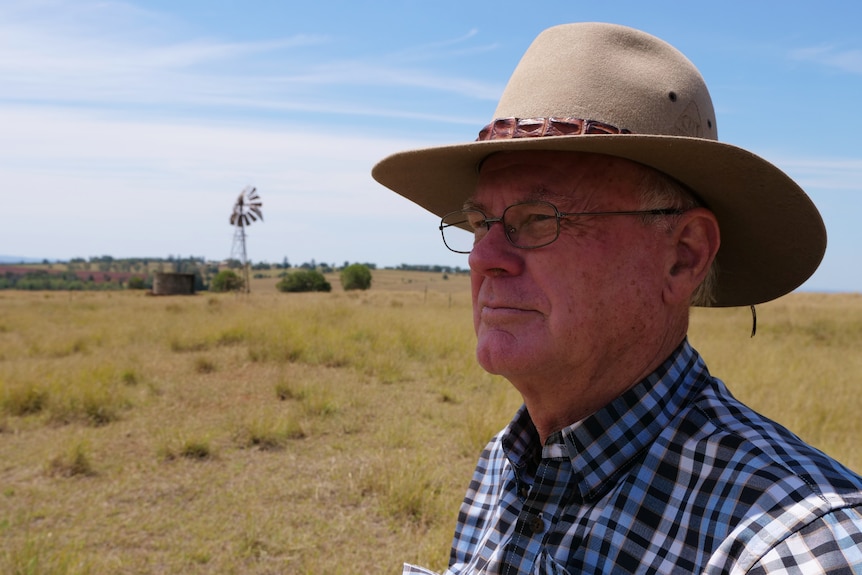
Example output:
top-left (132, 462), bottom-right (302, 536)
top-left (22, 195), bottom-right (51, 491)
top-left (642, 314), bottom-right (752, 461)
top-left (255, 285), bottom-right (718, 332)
top-left (500, 455), bottom-right (569, 575)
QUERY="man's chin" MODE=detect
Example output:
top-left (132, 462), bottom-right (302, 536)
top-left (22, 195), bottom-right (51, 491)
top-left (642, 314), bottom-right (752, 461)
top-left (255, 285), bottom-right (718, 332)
top-left (475, 334), bottom-right (533, 378)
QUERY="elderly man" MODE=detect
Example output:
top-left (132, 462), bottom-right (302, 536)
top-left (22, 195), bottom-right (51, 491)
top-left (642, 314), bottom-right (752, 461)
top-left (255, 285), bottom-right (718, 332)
top-left (373, 23), bottom-right (862, 574)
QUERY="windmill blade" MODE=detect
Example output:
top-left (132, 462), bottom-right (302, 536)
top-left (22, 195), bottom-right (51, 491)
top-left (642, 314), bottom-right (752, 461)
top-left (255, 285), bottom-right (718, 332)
top-left (230, 185), bottom-right (263, 229)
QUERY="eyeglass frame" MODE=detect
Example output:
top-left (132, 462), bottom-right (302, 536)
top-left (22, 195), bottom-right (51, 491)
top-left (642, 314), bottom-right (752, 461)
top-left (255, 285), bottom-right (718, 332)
top-left (439, 200), bottom-right (686, 254)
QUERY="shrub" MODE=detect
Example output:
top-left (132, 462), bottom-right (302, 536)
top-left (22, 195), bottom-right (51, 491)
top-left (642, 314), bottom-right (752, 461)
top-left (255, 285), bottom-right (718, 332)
top-left (210, 270), bottom-right (244, 293)
top-left (127, 276), bottom-right (147, 289)
top-left (276, 270), bottom-right (331, 293)
top-left (340, 264), bottom-right (372, 291)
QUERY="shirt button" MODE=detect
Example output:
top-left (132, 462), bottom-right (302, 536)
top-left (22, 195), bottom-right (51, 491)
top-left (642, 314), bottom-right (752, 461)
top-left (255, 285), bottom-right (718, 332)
top-left (527, 513), bottom-right (545, 535)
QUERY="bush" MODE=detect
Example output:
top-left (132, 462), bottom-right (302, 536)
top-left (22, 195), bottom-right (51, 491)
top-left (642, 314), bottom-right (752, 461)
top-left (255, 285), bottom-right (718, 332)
top-left (276, 270), bottom-right (331, 293)
top-left (340, 264), bottom-right (372, 291)
top-left (127, 276), bottom-right (147, 290)
top-left (210, 270), bottom-right (244, 293)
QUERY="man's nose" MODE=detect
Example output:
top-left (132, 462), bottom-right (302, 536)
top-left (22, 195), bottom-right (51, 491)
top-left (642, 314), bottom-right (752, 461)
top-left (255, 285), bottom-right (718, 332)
top-left (468, 219), bottom-right (524, 277)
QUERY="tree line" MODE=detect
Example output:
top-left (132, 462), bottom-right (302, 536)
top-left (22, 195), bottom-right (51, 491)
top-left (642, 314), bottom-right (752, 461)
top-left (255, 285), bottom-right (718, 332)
top-left (0, 257), bottom-right (465, 292)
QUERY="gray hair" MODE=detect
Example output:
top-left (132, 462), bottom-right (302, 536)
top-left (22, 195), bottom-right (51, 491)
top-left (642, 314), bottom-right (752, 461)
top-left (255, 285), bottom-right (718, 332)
top-left (637, 168), bottom-right (718, 307)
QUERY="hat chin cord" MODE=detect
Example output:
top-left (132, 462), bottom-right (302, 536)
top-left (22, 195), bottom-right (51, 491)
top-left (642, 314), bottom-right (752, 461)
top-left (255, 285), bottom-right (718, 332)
top-left (750, 305), bottom-right (757, 338)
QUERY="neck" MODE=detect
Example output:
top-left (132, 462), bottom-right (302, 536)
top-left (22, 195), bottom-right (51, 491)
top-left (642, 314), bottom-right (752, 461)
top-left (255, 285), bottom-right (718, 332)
top-left (520, 326), bottom-right (687, 445)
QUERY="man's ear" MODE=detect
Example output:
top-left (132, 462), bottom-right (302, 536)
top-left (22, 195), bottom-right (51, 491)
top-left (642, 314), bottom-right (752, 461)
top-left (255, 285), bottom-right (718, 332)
top-left (663, 208), bottom-right (720, 304)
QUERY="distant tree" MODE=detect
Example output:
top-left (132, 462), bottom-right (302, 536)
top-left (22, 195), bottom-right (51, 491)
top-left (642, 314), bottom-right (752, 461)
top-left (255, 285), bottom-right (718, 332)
top-left (276, 270), bottom-right (331, 293)
top-left (340, 264), bottom-right (372, 291)
top-left (127, 276), bottom-right (147, 290)
top-left (225, 258), bottom-right (243, 270)
top-left (210, 270), bottom-right (244, 293)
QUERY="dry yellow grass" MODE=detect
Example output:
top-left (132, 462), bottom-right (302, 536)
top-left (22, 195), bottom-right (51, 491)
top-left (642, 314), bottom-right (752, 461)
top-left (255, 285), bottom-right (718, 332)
top-left (689, 292), bottom-right (862, 471)
top-left (0, 273), bottom-right (859, 574)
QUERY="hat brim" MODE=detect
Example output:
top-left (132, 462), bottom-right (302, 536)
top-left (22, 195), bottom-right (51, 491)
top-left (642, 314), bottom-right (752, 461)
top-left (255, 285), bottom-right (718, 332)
top-left (372, 135), bottom-right (826, 307)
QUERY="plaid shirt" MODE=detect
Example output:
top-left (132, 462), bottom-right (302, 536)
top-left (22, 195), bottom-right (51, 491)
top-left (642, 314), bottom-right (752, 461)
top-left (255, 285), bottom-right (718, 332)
top-left (404, 340), bottom-right (862, 575)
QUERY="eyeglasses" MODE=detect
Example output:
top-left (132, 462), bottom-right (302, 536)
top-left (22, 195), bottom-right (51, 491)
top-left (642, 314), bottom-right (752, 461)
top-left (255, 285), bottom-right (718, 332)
top-left (439, 200), bottom-right (684, 254)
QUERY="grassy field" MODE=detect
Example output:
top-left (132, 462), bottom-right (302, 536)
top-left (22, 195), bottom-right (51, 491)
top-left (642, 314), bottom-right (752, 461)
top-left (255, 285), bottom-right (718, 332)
top-left (1, 270), bottom-right (860, 574)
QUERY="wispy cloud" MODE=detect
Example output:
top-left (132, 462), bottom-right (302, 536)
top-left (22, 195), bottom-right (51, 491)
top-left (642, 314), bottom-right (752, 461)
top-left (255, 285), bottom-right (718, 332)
top-left (284, 60), bottom-right (501, 100)
top-left (390, 28), bottom-right (500, 62)
top-left (777, 157), bottom-right (862, 192)
top-left (789, 44), bottom-right (862, 74)
top-left (0, 0), bottom-right (499, 124)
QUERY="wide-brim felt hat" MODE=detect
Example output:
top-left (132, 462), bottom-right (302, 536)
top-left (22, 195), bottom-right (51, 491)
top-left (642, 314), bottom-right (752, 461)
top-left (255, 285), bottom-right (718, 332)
top-left (372, 22), bottom-right (826, 307)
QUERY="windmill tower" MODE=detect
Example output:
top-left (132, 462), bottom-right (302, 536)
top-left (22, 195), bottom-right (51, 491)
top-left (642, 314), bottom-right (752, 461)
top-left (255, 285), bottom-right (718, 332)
top-left (229, 186), bottom-right (263, 293)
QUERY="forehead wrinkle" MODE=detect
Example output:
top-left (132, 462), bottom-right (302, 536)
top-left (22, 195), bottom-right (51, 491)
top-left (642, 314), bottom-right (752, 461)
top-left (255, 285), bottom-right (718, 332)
top-left (534, 186), bottom-right (577, 207)
top-left (466, 184), bottom-right (566, 212)
top-left (471, 151), bottom-right (649, 216)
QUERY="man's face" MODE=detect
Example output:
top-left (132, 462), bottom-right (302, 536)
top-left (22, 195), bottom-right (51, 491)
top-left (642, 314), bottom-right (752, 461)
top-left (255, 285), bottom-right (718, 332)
top-left (468, 151), bottom-right (675, 393)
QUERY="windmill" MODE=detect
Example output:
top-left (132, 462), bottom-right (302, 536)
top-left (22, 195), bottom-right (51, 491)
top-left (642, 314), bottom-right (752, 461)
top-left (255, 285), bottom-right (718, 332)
top-left (229, 186), bottom-right (263, 293)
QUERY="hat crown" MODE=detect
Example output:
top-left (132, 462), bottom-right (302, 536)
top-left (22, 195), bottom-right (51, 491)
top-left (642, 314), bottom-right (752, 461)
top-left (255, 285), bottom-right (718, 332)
top-left (494, 23), bottom-right (717, 140)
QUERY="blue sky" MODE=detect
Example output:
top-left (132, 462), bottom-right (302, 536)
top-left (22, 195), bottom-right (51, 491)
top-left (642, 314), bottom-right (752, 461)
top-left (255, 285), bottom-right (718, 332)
top-left (1, 0), bottom-right (860, 292)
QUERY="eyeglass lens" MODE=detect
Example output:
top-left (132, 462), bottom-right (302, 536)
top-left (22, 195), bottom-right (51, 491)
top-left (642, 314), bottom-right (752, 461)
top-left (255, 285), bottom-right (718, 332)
top-left (440, 202), bottom-right (560, 253)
